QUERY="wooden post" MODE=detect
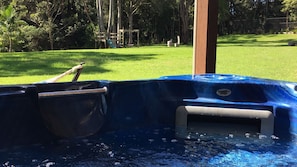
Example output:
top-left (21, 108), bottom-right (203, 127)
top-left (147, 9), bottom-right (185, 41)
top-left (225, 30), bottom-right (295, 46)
top-left (192, 0), bottom-right (218, 74)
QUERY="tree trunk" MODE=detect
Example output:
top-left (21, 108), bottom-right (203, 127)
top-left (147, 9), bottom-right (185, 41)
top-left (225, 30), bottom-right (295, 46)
top-left (96, 0), bottom-right (106, 32)
top-left (49, 27), bottom-right (54, 50)
top-left (107, 0), bottom-right (114, 35)
top-left (8, 35), bottom-right (12, 52)
top-left (48, 18), bottom-right (54, 50)
top-left (179, 0), bottom-right (190, 44)
top-left (111, 0), bottom-right (116, 33)
top-left (117, 0), bottom-right (122, 44)
top-left (128, 13), bottom-right (133, 44)
top-left (127, 1), bottom-right (134, 44)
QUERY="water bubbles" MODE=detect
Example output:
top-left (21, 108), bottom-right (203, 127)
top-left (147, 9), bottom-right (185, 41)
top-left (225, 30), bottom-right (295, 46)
top-left (3, 161), bottom-right (14, 167)
top-left (153, 129), bottom-right (160, 135)
top-left (235, 143), bottom-right (245, 147)
top-left (39, 159), bottom-right (55, 167)
top-left (100, 143), bottom-right (109, 150)
top-left (259, 134), bottom-right (267, 140)
top-left (186, 135), bottom-right (191, 140)
top-left (1, 126), bottom-right (296, 166)
top-left (114, 162), bottom-right (121, 166)
top-left (44, 162), bottom-right (55, 167)
top-left (108, 151), bottom-right (114, 158)
top-left (171, 139), bottom-right (178, 143)
top-left (148, 139), bottom-right (154, 143)
top-left (245, 133), bottom-right (251, 138)
top-left (271, 135), bottom-right (279, 140)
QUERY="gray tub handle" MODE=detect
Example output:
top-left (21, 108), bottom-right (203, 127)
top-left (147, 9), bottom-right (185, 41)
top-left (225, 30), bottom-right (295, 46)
top-left (38, 87), bottom-right (107, 98)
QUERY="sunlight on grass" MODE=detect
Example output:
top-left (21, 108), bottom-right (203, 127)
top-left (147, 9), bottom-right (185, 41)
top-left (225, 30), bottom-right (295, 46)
top-left (216, 34), bottom-right (297, 81)
top-left (0, 34), bottom-right (296, 85)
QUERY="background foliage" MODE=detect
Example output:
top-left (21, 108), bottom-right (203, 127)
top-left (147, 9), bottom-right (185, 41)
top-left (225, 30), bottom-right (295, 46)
top-left (0, 0), bottom-right (296, 52)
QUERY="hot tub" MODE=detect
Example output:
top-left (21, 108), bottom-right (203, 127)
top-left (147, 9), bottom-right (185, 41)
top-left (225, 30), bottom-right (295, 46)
top-left (0, 74), bottom-right (297, 166)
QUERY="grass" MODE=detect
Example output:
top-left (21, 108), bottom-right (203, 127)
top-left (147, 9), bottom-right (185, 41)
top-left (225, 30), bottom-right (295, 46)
top-left (216, 34), bottom-right (297, 81)
top-left (0, 46), bottom-right (193, 84)
top-left (0, 34), bottom-right (296, 85)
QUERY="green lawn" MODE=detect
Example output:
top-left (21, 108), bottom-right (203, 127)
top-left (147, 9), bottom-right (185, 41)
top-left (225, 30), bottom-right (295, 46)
top-left (0, 34), bottom-right (296, 85)
top-left (216, 34), bottom-right (297, 81)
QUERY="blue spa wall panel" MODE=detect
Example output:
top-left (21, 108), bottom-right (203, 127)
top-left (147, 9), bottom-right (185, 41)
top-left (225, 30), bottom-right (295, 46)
top-left (101, 74), bottom-right (297, 139)
top-left (0, 74), bottom-right (297, 149)
top-left (0, 85), bottom-right (54, 148)
top-left (159, 74), bottom-right (297, 138)
top-left (0, 81), bottom-right (110, 149)
top-left (102, 80), bottom-right (198, 131)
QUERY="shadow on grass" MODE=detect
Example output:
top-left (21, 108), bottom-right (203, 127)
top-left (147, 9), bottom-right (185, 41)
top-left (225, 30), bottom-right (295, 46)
top-left (217, 34), bottom-right (296, 47)
top-left (0, 51), bottom-right (157, 77)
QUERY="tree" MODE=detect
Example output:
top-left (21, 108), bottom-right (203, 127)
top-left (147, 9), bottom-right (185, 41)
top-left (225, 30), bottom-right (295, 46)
top-left (96, 0), bottom-right (107, 33)
top-left (142, 0), bottom-right (179, 44)
top-left (178, 0), bottom-right (194, 44)
top-left (0, 3), bottom-right (25, 52)
top-left (218, 0), bottom-right (231, 35)
top-left (107, 0), bottom-right (115, 34)
top-left (36, 0), bottom-right (65, 50)
top-left (26, 0), bottom-right (95, 50)
top-left (95, 0), bottom-right (118, 47)
top-left (0, 0), bottom-right (290, 51)
top-left (117, 0), bottom-right (122, 44)
top-left (282, 0), bottom-right (297, 21)
top-left (123, 0), bottom-right (147, 44)
top-left (224, 0), bottom-right (286, 34)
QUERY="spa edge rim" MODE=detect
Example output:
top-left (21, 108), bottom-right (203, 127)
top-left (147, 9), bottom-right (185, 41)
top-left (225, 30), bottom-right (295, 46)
top-left (0, 74), bottom-right (297, 149)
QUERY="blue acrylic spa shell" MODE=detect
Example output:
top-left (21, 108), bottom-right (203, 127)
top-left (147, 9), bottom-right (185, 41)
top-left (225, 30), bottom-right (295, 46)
top-left (0, 74), bottom-right (297, 149)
